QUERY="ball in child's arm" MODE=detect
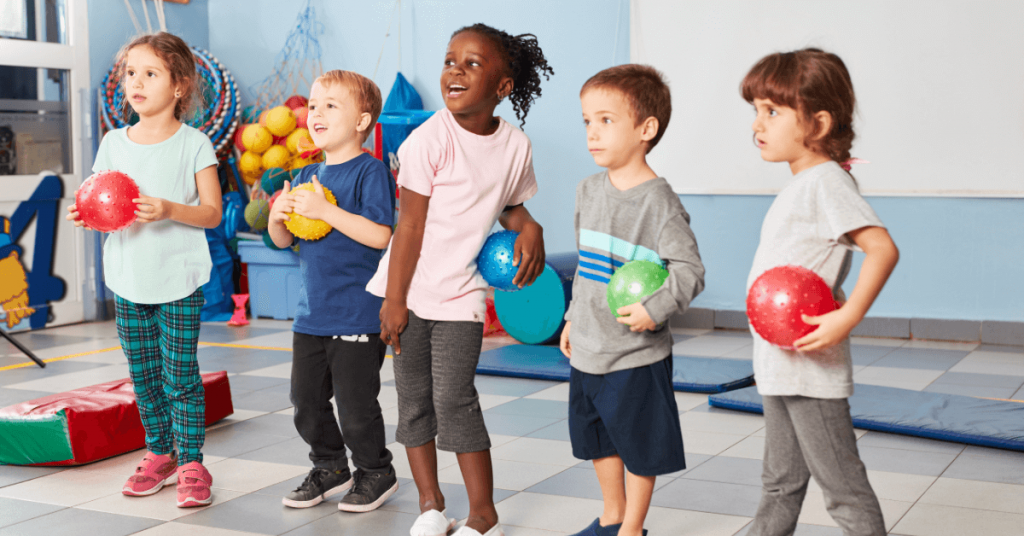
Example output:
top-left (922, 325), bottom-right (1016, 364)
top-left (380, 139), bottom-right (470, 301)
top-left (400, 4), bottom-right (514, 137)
top-left (244, 198), bottom-right (270, 231)
top-left (284, 183), bottom-right (338, 241)
top-left (262, 145), bottom-right (291, 170)
top-left (75, 171), bottom-right (140, 232)
top-left (606, 260), bottom-right (669, 318)
top-left (265, 106), bottom-right (297, 137)
top-left (746, 265), bottom-right (837, 349)
top-left (477, 230), bottom-right (520, 291)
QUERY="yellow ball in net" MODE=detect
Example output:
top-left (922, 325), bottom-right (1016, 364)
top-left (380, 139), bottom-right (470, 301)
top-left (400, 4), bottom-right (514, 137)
top-left (241, 124), bottom-right (273, 154)
top-left (285, 183), bottom-right (338, 241)
top-left (239, 151), bottom-right (263, 177)
top-left (265, 106), bottom-right (297, 137)
top-left (286, 128), bottom-right (312, 154)
top-left (262, 145), bottom-right (291, 170)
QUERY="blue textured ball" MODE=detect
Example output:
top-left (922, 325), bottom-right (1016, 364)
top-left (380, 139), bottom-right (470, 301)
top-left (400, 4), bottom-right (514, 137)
top-left (477, 230), bottom-right (520, 291)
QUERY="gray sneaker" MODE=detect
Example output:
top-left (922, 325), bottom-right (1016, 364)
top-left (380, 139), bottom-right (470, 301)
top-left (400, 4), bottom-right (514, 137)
top-left (338, 468), bottom-right (399, 512)
top-left (282, 467), bottom-right (353, 508)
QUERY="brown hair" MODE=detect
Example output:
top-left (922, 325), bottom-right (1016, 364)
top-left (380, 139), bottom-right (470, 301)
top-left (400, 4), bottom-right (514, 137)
top-left (741, 48), bottom-right (856, 164)
top-left (580, 64), bottom-right (672, 153)
top-left (118, 32), bottom-right (200, 121)
top-left (314, 70), bottom-right (383, 143)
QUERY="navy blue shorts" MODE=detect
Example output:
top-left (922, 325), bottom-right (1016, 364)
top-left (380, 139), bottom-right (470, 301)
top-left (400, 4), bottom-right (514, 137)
top-left (568, 355), bottom-right (686, 476)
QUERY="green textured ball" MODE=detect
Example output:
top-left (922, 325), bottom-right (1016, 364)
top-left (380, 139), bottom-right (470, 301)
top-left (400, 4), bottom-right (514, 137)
top-left (260, 168), bottom-right (289, 195)
top-left (244, 199), bottom-right (270, 231)
top-left (606, 260), bottom-right (669, 317)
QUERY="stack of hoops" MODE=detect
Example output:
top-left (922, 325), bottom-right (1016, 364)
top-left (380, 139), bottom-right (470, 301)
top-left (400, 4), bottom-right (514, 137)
top-left (99, 46), bottom-right (241, 161)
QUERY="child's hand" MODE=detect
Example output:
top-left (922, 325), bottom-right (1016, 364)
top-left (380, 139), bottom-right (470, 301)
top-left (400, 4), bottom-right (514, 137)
top-left (269, 181), bottom-right (295, 224)
top-left (66, 204), bottom-right (94, 231)
top-left (794, 307), bottom-right (859, 352)
top-left (512, 221), bottom-right (545, 288)
top-left (559, 321), bottom-right (572, 358)
top-left (134, 196), bottom-right (174, 223)
top-left (616, 302), bottom-right (657, 332)
top-left (291, 175), bottom-right (331, 221)
top-left (379, 298), bottom-right (409, 355)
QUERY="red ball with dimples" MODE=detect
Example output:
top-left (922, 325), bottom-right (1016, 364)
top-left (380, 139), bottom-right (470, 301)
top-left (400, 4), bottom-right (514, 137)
top-left (75, 170), bottom-right (141, 232)
top-left (746, 265), bottom-right (838, 349)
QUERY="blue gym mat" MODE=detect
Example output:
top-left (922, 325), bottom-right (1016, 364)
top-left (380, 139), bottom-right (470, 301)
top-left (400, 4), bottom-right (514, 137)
top-left (709, 384), bottom-right (1024, 451)
top-left (477, 345), bottom-right (754, 393)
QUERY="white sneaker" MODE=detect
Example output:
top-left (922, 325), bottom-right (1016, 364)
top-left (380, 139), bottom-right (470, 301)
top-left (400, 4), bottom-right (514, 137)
top-left (452, 522), bottom-right (503, 536)
top-left (410, 508), bottom-right (457, 536)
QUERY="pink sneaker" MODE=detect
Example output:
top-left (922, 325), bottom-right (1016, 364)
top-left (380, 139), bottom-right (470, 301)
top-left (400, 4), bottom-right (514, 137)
top-left (176, 461), bottom-right (213, 507)
top-left (123, 452), bottom-right (178, 497)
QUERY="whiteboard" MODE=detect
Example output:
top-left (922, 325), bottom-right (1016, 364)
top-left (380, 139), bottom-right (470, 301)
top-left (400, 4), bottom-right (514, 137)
top-left (631, 0), bottom-right (1024, 197)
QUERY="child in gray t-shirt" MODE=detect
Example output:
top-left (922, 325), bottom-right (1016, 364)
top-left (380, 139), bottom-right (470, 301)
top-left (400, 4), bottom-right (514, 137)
top-left (741, 49), bottom-right (900, 536)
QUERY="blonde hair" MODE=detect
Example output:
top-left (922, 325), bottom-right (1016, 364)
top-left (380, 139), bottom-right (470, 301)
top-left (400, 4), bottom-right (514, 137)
top-left (314, 70), bottom-right (383, 142)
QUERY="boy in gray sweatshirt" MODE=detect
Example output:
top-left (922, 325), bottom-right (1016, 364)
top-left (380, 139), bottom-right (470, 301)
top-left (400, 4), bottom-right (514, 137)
top-left (560, 64), bottom-right (705, 536)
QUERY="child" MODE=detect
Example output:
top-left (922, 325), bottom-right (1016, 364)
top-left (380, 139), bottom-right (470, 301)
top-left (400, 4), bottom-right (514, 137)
top-left (267, 70), bottom-right (398, 512)
top-left (560, 64), bottom-right (705, 536)
top-left (66, 32), bottom-right (221, 507)
top-left (741, 48), bottom-right (899, 535)
top-left (366, 23), bottom-right (553, 536)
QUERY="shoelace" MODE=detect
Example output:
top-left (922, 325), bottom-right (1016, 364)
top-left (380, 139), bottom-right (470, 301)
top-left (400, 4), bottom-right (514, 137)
top-left (295, 468), bottom-right (329, 493)
top-left (349, 471), bottom-right (378, 496)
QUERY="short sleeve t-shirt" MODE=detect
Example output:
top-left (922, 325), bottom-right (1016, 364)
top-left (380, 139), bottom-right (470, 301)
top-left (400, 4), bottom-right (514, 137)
top-left (747, 161), bottom-right (885, 399)
top-left (365, 108), bottom-right (538, 322)
top-left (291, 153), bottom-right (396, 336)
top-left (92, 124), bottom-right (217, 304)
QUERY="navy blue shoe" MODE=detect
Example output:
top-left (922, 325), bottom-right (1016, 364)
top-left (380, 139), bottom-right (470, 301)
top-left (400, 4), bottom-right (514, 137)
top-left (570, 518), bottom-right (628, 536)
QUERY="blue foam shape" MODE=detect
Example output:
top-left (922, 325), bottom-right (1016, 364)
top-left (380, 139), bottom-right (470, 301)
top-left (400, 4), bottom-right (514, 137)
top-left (476, 345), bottom-right (754, 393)
top-left (708, 384), bottom-right (1024, 452)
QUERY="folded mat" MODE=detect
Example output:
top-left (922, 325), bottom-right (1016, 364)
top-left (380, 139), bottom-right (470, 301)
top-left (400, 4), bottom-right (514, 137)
top-left (0, 371), bottom-right (233, 466)
top-left (477, 345), bottom-right (754, 393)
top-left (709, 384), bottom-right (1024, 451)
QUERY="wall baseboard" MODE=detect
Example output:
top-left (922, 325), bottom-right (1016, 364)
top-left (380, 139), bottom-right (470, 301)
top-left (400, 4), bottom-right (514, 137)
top-left (672, 308), bottom-right (1024, 347)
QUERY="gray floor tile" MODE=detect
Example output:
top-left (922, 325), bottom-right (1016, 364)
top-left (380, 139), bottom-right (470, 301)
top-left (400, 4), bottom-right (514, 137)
top-left (871, 348), bottom-right (969, 371)
top-left (473, 375), bottom-right (559, 397)
top-left (678, 455), bottom-right (763, 487)
top-left (857, 446), bottom-right (959, 476)
top-left (735, 523), bottom-right (844, 536)
top-left (942, 447), bottom-right (1024, 485)
top-left (525, 421), bottom-right (571, 441)
top-left (0, 465), bottom-right (65, 489)
top-left (672, 333), bottom-right (694, 343)
top-left (199, 350), bottom-right (292, 375)
top-left (253, 473), bottom-right (321, 498)
top-left (857, 431), bottom-right (966, 455)
top-left (235, 437), bottom-right (313, 467)
top-left (650, 478), bottom-right (762, 516)
top-left (525, 467), bottom-right (673, 501)
top-left (0, 360), bottom-right (111, 387)
top-left (381, 480), bottom-right (514, 520)
top-left (1013, 386), bottom-right (1024, 400)
top-left (0, 507), bottom-right (161, 536)
top-left (922, 383), bottom-right (1018, 399)
top-left (663, 453), bottom-right (715, 478)
top-left (224, 413), bottom-right (300, 438)
top-left (280, 507), bottom-right (420, 536)
top-left (0, 498), bottom-right (64, 528)
top-left (226, 374), bottom-right (290, 392)
top-left (175, 491), bottom-right (336, 534)
top-left (0, 388), bottom-right (52, 408)
top-left (231, 388), bottom-right (294, 412)
top-left (198, 325), bottom-right (288, 344)
top-left (0, 333), bottom-right (95, 352)
top-left (850, 344), bottom-right (896, 366)
top-left (706, 330), bottom-right (752, 339)
top-left (202, 425), bottom-right (295, 458)
top-left (481, 412), bottom-right (563, 437)
top-left (929, 371), bottom-right (1024, 389)
top-left (484, 398), bottom-right (568, 419)
top-left (976, 344), bottom-right (1024, 354)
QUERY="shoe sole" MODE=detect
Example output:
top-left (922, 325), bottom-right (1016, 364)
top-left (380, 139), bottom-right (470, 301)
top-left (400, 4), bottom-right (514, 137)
top-left (122, 474), bottom-right (176, 497)
top-left (281, 478), bottom-right (354, 508)
top-left (177, 494), bottom-right (213, 508)
top-left (337, 479), bottom-right (399, 513)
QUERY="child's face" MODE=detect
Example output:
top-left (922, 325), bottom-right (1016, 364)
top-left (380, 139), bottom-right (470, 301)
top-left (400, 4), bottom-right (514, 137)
top-left (123, 45), bottom-right (179, 118)
top-left (751, 98), bottom-right (815, 165)
top-left (308, 81), bottom-right (368, 153)
top-left (441, 31), bottom-right (510, 117)
top-left (581, 88), bottom-right (649, 170)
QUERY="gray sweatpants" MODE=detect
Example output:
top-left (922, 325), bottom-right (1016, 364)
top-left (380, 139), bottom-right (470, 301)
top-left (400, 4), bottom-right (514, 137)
top-left (748, 395), bottom-right (885, 536)
top-left (393, 311), bottom-right (490, 453)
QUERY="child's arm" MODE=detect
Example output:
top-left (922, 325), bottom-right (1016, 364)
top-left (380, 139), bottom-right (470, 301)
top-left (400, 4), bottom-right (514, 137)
top-left (291, 175), bottom-right (392, 249)
top-left (380, 187), bottom-right (429, 355)
top-left (796, 226), bottom-right (899, 351)
top-left (498, 204), bottom-right (545, 288)
top-left (133, 165), bottom-right (222, 228)
top-left (267, 180), bottom-right (297, 248)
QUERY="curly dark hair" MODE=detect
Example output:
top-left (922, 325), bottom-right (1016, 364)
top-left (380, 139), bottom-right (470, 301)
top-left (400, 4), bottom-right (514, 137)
top-left (452, 23), bottom-right (554, 128)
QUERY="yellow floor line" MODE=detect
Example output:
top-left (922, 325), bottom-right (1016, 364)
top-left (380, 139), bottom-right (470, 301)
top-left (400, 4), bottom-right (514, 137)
top-left (0, 346), bottom-right (122, 372)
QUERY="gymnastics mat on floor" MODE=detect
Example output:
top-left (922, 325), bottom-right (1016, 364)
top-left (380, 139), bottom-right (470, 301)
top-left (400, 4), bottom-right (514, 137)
top-left (0, 371), bottom-right (233, 466)
top-left (708, 384), bottom-right (1024, 452)
top-left (476, 345), bottom-right (754, 393)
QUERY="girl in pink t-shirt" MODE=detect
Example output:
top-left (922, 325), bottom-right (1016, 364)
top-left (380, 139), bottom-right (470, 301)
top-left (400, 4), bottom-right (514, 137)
top-left (367, 23), bottom-right (552, 536)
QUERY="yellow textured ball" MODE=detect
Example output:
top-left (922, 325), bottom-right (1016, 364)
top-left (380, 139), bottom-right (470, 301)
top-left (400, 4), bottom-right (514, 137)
top-left (239, 151), bottom-right (263, 177)
top-left (262, 145), bottom-right (291, 170)
top-left (285, 183), bottom-right (338, 240)
top-left (241, 171), bottom-right (260, 186)
top-left (265, 106), bottom-right (297, 137)
top-left (241, 124), bottom-right (273, 154)
top-left (286, 128), bottom-right (313, 155)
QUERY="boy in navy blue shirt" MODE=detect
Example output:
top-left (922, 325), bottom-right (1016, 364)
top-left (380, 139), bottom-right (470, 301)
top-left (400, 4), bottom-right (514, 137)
top-left (268, 70), bottom-right (397, 513)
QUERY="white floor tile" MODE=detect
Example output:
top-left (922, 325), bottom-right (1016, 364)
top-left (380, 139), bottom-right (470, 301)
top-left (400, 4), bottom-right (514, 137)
top-left (525, 382), bottom-right (570, 402)
top-left (202, 458), bottom-right (307, 493)
top-left (682, 430), bottom-right (749, 455)
top-left (797, 490), bottom-right (911, 532)
top-left (903, 340), bottom-right (979, 352)
top-left (892, 502), bottom-right (1024, 536)
top-left (672, 336), bottom-right (752, 358)
top-left (679, 410), bottom-right (765, 436)
top-left (645, 506), bottom-right (752, 535)
top-left (675, 391), bottom-right (711, 412)
top-left (851, 336), bottom-right (906, 348)
top-left (949, 351), bottom-right (1024, 376)
top-left (78, 485), bottom-right (245, 521)
top-left (479, 394), bottom-right (521, 410)
top-left (807, 470), bottom-right (936, 503)
top-left (495, 492), bottom-right (604, 532)
top-left (0, 468), bottom-right (127, 506)
top-left (6, 364), bottom-right (131, 392)
top-left (918, 477), bottom-right (1024, 514)
top-left (238, 362), bottom-right (291, 379)
top-left (720, 436), bottom-right (766, 460)
top-left (853, 366), bottom-right (944, 391)
top-left (131, 522), bottom-right (270, 536)
top-left (388, 442), bottom-right (459, 481)
top-left (491, 438), bottom-right (578, 467)
top-left (439, 459), bottom-right (567, 491)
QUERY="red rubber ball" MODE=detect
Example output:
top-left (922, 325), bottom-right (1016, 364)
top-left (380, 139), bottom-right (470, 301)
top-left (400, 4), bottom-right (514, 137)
top-left (746, 265), bottom-right (837, 349)
top-left (75, 170), bottom-right (140, 232)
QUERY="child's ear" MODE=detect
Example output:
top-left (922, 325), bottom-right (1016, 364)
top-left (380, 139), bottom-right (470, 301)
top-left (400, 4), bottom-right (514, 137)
top-left (810, 110), bottom-right (833, 141)
top-left (356, 112), bottom-right (373, 134)
top-left (639, 116), bottom-right (660, 143)
top-left (497, 76), bottom-right (514, 102)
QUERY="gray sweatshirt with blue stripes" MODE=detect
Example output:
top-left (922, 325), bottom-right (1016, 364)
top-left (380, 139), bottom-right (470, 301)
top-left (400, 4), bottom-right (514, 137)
top-left (564, 172), bottom-right (705, 374)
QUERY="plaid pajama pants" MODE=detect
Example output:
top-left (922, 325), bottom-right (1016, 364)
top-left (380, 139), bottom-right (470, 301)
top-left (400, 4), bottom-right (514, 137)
top-left (115, 289), bottom-right (206, 465)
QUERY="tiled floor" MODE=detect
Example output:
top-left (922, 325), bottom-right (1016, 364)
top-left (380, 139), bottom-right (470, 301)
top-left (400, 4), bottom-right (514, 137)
top-left (2, 321), bottom-right (1024, 535)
